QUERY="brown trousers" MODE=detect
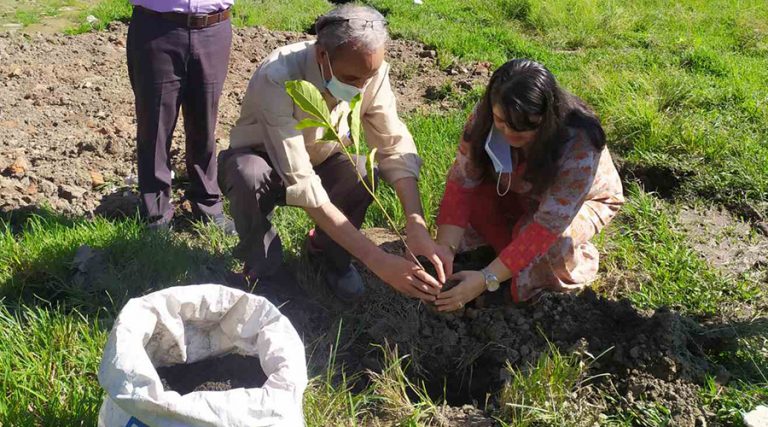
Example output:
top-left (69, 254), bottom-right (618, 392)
top-left (217, 147), bottom-right (376, 278)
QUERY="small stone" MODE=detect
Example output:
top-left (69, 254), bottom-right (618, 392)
top-left (124, 175), bottom-right (138, 186)
top-left (105, 139), bottom-right (122, 155)
top-left (3, 156), bottom-right (30, 177)
top-left (95, 110), bottom-right (107, 119)
top-left (25, 182), bottom-right (38, 195)
top-left (39, 180), bottom-right (57, 195)
top-left (86, 15), bottom-right (99, 24)
top-left (629, 346), bottom-right (641, 359)
top-left (419, 50), bottom-right (437, 59)
top-left (8, 67), bottom-right (21, 78)
top-left (90, 171), bottom-right (105, 188)
top-left (58, 184), bottom-right (87, 201)
top-left (520, 345), bottom-right (530, 356)
top-left (714, 366), bottom-right (731, 385)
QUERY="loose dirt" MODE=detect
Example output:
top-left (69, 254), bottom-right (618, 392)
top-left (156, 353), bottom-right (267, 395)
top-left (309, 228), bottom-right (740, 426)
top-left (0, 22), bottom-right (487, 218)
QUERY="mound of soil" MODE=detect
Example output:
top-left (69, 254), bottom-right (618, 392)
top-left (0, 22), bottom-right (487, 217)
top-left (156, 354), bottom-right (267, 395)
top-left (345, 229), bottom-right (734, 425)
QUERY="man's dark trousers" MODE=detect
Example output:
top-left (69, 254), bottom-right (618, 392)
top-left (218, 148), bottom-right (377, 279)
top-left (127, 7), bottom-right (232, 224)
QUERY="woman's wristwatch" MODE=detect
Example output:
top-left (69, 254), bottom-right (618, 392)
top-left (480, 267), bottom-right (500, 292)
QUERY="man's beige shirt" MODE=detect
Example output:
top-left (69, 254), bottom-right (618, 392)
top-left (229, 41), bottom-right (422, 208)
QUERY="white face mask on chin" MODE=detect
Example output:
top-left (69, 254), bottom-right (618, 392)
top-left (484, 125), bottom-right (514, 196)
top-left (321, 54), bottom-right (364, 103)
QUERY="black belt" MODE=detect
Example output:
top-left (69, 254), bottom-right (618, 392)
top-left (135, 5), bottom-right (231, 29)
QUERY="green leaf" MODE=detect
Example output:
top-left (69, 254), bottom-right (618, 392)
top-left (348, 93), bottom-right (363, 157)
top-left (285, 80), bottom-right (332, 125)
top-left (321, 127), bottom-right (337, 143)
top-left (295, 118), bottom-right (327, 130)
top-left (366, 148), bottom-right (377, 193)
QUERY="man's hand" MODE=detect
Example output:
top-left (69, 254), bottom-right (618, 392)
top-left (369, 252), bottom-right (442, 302)
top-left (434, 270), bottom-right (485, 312)
top-left (434, 243), bottom-right (455, 280)
top-left (406, 215), bottom-right (449, 283)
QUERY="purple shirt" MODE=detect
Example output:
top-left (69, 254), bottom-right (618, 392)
top-left (131, 0), bottom-right (234, 14)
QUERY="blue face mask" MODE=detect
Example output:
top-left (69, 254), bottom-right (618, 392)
top-left (484, 126), bottom-right (514, 196)
top-left (322, 55), bottom-right (363, 103)
top-left (485, 125), bottom-right (513, 173)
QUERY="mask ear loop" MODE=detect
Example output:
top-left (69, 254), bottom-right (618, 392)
top-left (496, 172), bottom-right (512, 197)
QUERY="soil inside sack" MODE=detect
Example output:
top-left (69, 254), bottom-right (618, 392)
top-left (157, 354), bottom-right (267, 394)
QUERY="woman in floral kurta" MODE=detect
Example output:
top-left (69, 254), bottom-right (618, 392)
top-left (433, 59), bottom-right (624, 312)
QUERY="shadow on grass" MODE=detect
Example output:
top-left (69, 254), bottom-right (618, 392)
top-left (0, 206), bottom-right (238, 317)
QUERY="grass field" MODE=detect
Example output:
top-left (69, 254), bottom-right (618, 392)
top-left (1, 0), bottom-right (767, 426)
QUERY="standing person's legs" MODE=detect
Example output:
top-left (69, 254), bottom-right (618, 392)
top-left (218, 148), bottom-right (286, 279)
top-left (182, 18), bottom-right (233, 218)
top-left (310, 152), bottom-right (377, 272)
top-left (127, 8), bottom-right (187, 226)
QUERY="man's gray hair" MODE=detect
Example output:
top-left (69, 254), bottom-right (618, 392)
top-left (315, 5), bottom-right (389, 55)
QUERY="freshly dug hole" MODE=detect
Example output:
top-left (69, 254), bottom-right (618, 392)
top-left (157, 354), bottom-right (267, 394)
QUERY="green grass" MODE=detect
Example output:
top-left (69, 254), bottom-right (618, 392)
top-left (497, 342), bottom-right (604, 426)
top-left (1, 0), bottom-right (768, 424)
top-left (0, 304), bottom-right (106, 426)
top-left (596, 184), bottom-right (760, 317)
top-left (366, 0), bottom-right (768, 217)
top-left (67, 0), bottom-right (329, 34)
top-left (0, 0), bottom-right (83, 27)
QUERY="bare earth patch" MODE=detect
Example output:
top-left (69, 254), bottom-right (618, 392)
top-left (677, 205), bottom-right (768, 278)
top-left (0, 23), bottom-right (487, 217)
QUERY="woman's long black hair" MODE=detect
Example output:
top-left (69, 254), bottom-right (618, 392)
top-left (465, 59), bottom-right (605, 193)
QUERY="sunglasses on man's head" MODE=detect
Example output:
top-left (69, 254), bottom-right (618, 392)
top-left (316, 18), bottom-right (388, 32)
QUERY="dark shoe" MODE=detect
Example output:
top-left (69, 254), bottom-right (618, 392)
top-left (324, 263), bottom-right (365, 302)
top-left (305, 228), bottom-right (365, 302)
top-left (208, 213), bottom-right (237, 235)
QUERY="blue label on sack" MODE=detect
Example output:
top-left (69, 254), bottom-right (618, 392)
top-left (126, 417), bottom-right (149, 427)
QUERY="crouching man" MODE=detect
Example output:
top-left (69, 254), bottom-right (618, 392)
top-left (218, 5), bottom-right (448, 302)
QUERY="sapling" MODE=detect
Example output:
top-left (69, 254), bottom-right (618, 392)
top-left (284, 80), bottom-right (425, 271)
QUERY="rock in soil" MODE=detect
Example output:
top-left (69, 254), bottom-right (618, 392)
top-left (156, 354), bottom-right (266, 395)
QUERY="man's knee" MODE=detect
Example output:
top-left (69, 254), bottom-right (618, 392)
top-left (219, 150), bottom-right (272, 197)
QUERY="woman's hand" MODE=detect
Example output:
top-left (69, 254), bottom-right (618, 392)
top-left (434, 270), bottom-right (486, 312)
